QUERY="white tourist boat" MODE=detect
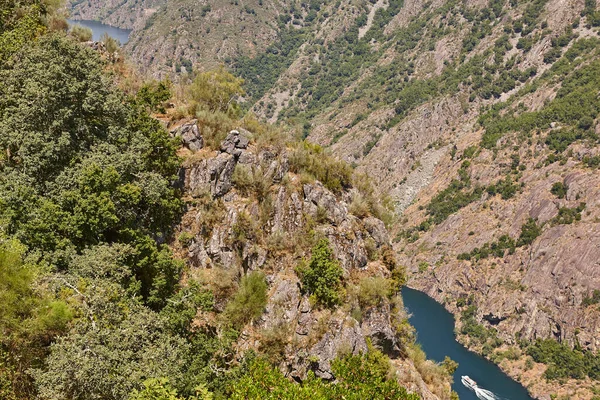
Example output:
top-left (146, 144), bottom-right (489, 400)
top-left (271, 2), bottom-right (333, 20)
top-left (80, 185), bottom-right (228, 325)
top-left (461, 375), bottom-right (478, 390)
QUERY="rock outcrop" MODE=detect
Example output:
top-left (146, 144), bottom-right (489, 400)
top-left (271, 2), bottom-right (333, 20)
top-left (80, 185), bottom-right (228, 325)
top-left (171, 120), bottom-right (203, 151)
top-left (173, 128), bottom-right (449, 399)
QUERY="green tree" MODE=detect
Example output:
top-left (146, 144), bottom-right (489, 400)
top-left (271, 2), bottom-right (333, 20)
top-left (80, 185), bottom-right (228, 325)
top-left (517, 218), bottom-right (542, 247)
top-left (0, 239), bottom-right (72, 399)
top-left (188, 66), bottom-right (245, 114)
top-left (230, 347), bottom-right (420, 399)
top-left (297, 239), bottom-right (344, 308)
top-left (0, 0), bottom-right (47, 64)
top-left (130, 378), bottom-right (214, 400)
top-left (33, 284), bottom-right (191, 400)
top-left (0, 34), bottom-right (183, 306)
top-left (69, 24), bottom-right (92, 42)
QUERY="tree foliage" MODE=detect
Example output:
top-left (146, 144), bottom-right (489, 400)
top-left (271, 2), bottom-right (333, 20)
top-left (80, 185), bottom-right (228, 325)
top-left (230, 348), bottom-right (420, 400)
top-left (0, 34), bottom-right (183, 307)
top-left (188, 66), bottom-right (245, 114)
top-left (297, 239), bottom-right (344, 308)
top-left (223, 272), bottom-right (268, 329)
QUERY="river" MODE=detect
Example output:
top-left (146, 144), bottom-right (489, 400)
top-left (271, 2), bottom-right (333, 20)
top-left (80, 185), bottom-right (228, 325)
top-left (66, 19), bottom-right (132, 44)
top-left (401, 287), bottom-right (533, 400)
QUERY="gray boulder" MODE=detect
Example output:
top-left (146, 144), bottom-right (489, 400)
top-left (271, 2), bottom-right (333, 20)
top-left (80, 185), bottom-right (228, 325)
top-left (171, 120), bottom-right (203, 151)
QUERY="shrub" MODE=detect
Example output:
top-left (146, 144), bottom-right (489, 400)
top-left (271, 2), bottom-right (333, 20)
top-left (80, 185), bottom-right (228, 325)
top-left (525, 339), bottom-right (600, 380)
top-left (297, 239), bottom-right (344, 308)
top-left (426, 180), bottom-right (483, 225)
top-left (358, 277), bottom-right (391, 308)
top-left (550, 203), bottom-right (586, 225)
top-left (517, 218), bottom-right (541, 247)
top-left (231, 348), bottom-right (420, 399)
top-left (223, 272), bottom-right (268, 329)
top-left (441, 356), bottom-right (458, 375)
top-left (69, 24), bottom-right (92, 42)
top-left (550, 182), bottom-right (568, 199)
top-left (487, 175), bottom-right (519, 200)
top-left (136, 80), bottom-right (172, 113)
top-left (582, 289), bottom-right (600, 307)
top-left (289, 141), bottom-right (353, 194)
top-left (100, 32), bottom-right (119, 54)
top-left (188, 66), bottom-right (245, 115)
top-left (178, 232), bottom-right (194, 248)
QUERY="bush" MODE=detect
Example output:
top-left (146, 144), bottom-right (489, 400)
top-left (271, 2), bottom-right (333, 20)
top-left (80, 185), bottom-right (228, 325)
top-left (516, 218), bottom-right (541, 247)
top-left (525, 339), bottom-right (600, 380)
top-left (582, 289), bottom-right (600, 307)
top-left (426, 180), bottom-right (483, 225)
top-left (69, 24), bottom-right (92, 42)
top-left (358, 277), bottom-right (391, 308)
top-left (550, 203), bottom-right (586, 225)
top-left (136, 80), bottom-right (172, 113)
top-left (550, 182), bottom-right (568, 199)
top-left (297, 239), bottom-right (344, 308)
top-left (223, 272), bottom-right (268, 329)
top-left (230, 347), bottom-right (420, 399)
top-left (289, 141), bottom-right (353, 194)
top-left (178, 232), bottom-right (195, 248)
top-left (231, 164), bottom-right (271, 200)
top-left (457, 234), bottom-right (516, 261)
top-left (188, 66), bottom-right (245, 115)
top-left (487, 175), bottom-right (518, 200)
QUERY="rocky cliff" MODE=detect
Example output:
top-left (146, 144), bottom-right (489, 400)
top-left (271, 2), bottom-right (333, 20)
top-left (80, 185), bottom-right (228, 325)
top-left (168, 121), bottom-right (452, 399)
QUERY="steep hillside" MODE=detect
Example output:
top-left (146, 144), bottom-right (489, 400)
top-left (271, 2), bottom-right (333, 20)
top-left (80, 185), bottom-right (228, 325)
top-left (0, 3), bottom-right (454, 398)
top-left (68, 0), bottom-right (164, 30)
top-left (67, 0), bottom-right (600, 397)
top-left (68, 0), bottom-right (297, 76)
top-left (236, 0), bottom-right (600, 397)
top-left (169, 118), bottom-right (452, 399)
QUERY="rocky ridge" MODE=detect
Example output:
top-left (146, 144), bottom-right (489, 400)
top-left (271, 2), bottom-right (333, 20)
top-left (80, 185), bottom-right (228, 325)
top-left (169, 121), bottom-right (451, 399)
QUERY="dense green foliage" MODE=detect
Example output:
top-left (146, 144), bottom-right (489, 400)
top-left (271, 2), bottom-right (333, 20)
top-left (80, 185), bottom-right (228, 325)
top-left (0, 240), bottom-right (72, 399)
top-left (526, 339), bottom-right (600, 380)
top-left (550, 182), bottom-right (568, 199)
top-left (0, 34), bottom-right (183, 308)
top-left (231, 348), bottom-right (420, 400)
top-left (516, 218), bottom-right (542, 247)
top-left (426, 179), bottom-right (484, 225)
top-left (297, 239), bottom-right (344, 308)
top-left (0, 0), bottom-right (47, 63)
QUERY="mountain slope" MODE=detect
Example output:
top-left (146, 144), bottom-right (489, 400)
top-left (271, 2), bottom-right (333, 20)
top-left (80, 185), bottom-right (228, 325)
top-left (68, 0), bottom-right (600, 397)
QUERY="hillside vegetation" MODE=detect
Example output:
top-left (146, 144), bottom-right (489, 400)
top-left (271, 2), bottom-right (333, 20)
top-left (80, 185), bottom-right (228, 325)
top-left (0, 2), bottom-right (455, 400)
top-left (65, 0), bottom-right (600, 397)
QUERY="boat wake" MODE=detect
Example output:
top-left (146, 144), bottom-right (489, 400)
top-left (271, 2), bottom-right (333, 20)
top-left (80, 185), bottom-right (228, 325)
top-left (462, 375), bottom-right (506, 400)
top-left (474, 387), bottom-right (504, 400)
